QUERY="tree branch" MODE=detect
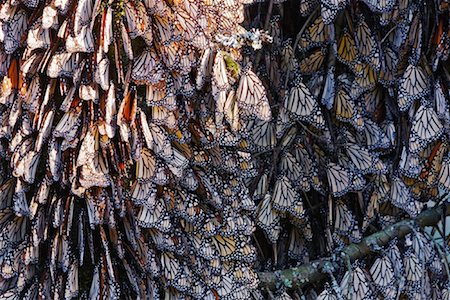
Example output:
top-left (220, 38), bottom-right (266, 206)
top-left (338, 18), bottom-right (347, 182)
top-left (258, 203), bottom-right (450, 290)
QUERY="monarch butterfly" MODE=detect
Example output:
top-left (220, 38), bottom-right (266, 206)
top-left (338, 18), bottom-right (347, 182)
top-left (371, 255), bottom-right (398, 298)
top-left (334, 85), bottom-right (356, 123)
top-left (284, 78), bottom-right (325, 128)
top-left (352, 62), bottom-right (377, 97)
top-left (211, 235), bottom-right (237, 258)
top-left (53, 99), bottom-right (82, 144)
top-left (370, 255), bottom-right (395, 288)
top-left (139, 111), bottom-right (173, 159)
top-left (132, 48), bottom-right (165, 85)
top-left (299, 16), bottom-right (329, 51)
top-left (390, 175), bottom-right (423, 217)
top-left (216, 3), bottom-right (244, 28)
top-left (4, 215), bottom-right (28, 245)
top-left (309, 70), bottom-right (326, 98)
top-left (409, 105), bottom-right (443, 154)
top-left (280, 152), bottom-right (303, 183)
top-left (218, 212), bottom-right (246, 237)
top-left (340, 265), bottom-right (375, 300)
top-left (72, 0), bottom-right (94, 34)
top-left (46, 137), bottom-right (62, 182)
top-left (212, 274), bottom-right (237, 299)
top-left (20, 51), bottom-right (42, 77)
top-left (265, 52), bottom-right (281, 91)
top-left (252, 172), bottom-right (269, 201)
top-left (398, 64), bottom-right (429, 112)
top-left (287, 227), bottom-right (309, 261)
top-left (11, 178), bottom-right (30, 217)
top-left (34, 106), bottom-right (55, 152)
top-left (419, 141), bottom-right (446, 186)
top-left (137, 198), bottom-right (172, 232)
top-left (175, 9), bottom-right (207, 49)
top-left (361, 190), bottom-right (380, 232)
top-left (117, 87), bottom-right (137, 136)
top-left (399, 147), bottom-right (424, 178)
top-left (161, 252), bottom-right (182, 282)
top-left (150, 106), bottom-right (177, 128)
top-left (99, 6), bottom-right (113, 53)
top-left (432, 19), bottom-right (450, 70)
top-left (295, 144), bottom-right (323, 191)
top-left (234, 238), bottom-right (257, 262)
top-left (153, 13), bottom-right (174, 44)
top-left (0, 180), bottom-right (14, 211)
top-left (0, 48), bottom-right (10, 78)
top-left (272, 175), bottom-right (300, 212)
top-left (148, 228), bottom-right (179, 253)
top-left (326, 162), bottom-right (357, 197)
top-left (27, 19), bottom-right (51, 51)
top-left (131, 181), bottom-right (157, 206)
top-left (135, 147), bottom-right (157, 182)
top-left (245, 118), bottom-right (276, 151)
top-left (355, 17), bottom-right (381, 72)
top-left (321, 66), bottom-right (335, 110)
top-left (146, 80), bottom-right (177, 110)
top-left (236, 65), bottom-right (271, 121)
top-left (135, 237), bottom-right (160, 276)
top-left (280, 40), bottom-right (298, 74)
top-left (121, 20), bottom-right (134, 61)
top-left (212, 51), bottom-right (230, 95)
top-left (13, 149), bottom-right (40, 185)
top-left (174, 190), bottom-right (204, 225)
top-left (65, 259), bottom-right (79, 299)
top-left (275, 107), bottom-right (294, 139)
top-left (93, 56), bottom-right (110, 91)
top-left (124, 0), bottom-right (152, 41)
top-left (196, 48), bottom-right (213, 90)
top-left (299, 48), bottom-right (326, 74)
top-left (66, 25), bottom-right (95, 53)
top-left (267, 15), bottom-right (282, 47)
top-left (359, 119), bottom-right (390, 150)
top-left (386, 242), bottom-right (404, 274)
top-left (334, 200), bottom-right (358, 238)
top-left (256, 193), bottom-right (281, 243)
top-left (189, 279), bottom-right (207, 299)
top-left (383, 121), bottom-right (398, 149)
top-left (47, 52), bottom-right (81, 78)
top-left (97, 83), bottom-right (116, 139)
top-left (408, 231), bottom-right (435, 264)
top-left (167, 147), bottom-right (189, 175)
top-left (197, 170), bottom-right (224, 209)
top-left (42, 3), bottom-right (59, 29)
top-left (404, 249), bottom-right (423, 282)
top-left (216, 89), bottom-right (240, 132)
top-left (4, 10), bottom-right (27, 54)
top-left (362, 87), bottom-right (386, 122)
top-left (379, 46), bottom-right (398, 86)
top-left (407, 14), bottom-right (423, 66)
top-left (337, 30), bottom-right (358, 67)
top-left (345, 143), bottom-right (384, 174)
top-left (434, 80), bottom-right (450, 122)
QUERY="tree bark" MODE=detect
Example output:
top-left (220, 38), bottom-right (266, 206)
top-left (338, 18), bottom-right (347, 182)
top-left (258, 203), bottom-right (450, 290)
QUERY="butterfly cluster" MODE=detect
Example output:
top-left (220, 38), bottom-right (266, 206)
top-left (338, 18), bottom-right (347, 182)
top-left (1, 0), bottom-right (450, 299)
top-left (0, 0), bottom-right (276, 299)
top-left (243, 0), bottom-right (450, 298)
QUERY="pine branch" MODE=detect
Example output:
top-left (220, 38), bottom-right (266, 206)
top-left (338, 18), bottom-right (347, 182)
top-left (258, 203), bottom-right (450, 290)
